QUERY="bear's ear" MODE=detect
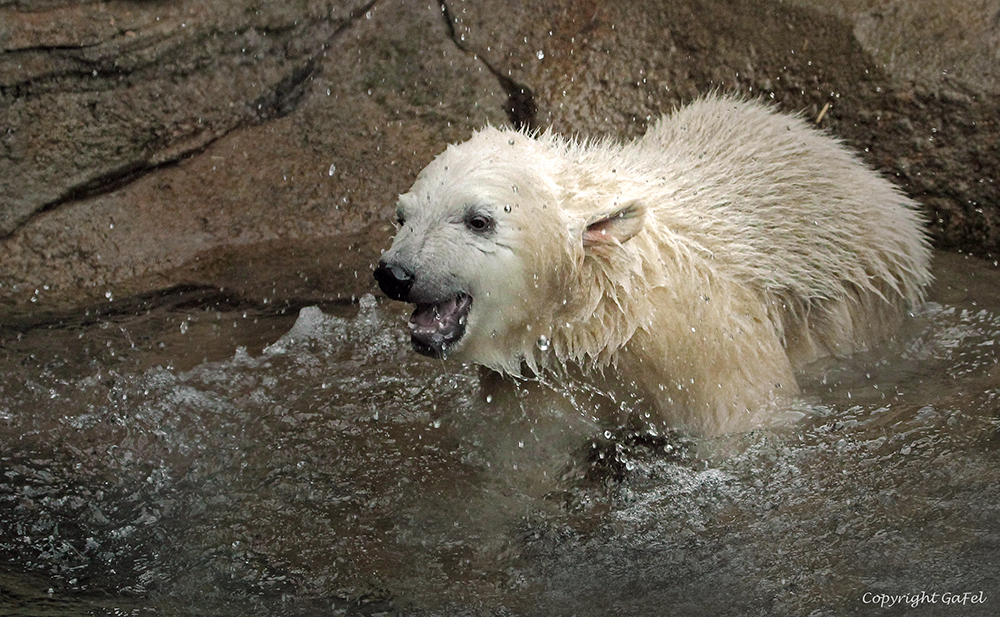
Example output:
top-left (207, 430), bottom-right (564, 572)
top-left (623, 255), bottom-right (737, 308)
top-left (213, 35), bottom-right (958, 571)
top-left (582, 200), bottom-right (646, 248)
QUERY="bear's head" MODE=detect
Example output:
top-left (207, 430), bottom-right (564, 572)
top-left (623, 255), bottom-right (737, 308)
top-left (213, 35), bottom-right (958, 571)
top-left (374, 127), bottom-right (647, 374)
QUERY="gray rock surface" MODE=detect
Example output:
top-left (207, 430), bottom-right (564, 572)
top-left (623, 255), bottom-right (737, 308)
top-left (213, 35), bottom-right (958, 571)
top-left (2, 0), bottom-right (998, 321)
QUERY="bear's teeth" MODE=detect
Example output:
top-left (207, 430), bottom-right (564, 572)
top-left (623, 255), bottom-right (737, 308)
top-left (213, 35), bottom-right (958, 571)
top-left (407, 294), bottom-right (472, 357)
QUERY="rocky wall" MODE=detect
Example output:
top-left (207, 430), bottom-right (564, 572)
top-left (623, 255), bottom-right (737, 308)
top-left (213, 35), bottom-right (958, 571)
top-left (2, 0), bottom-right (998, 322)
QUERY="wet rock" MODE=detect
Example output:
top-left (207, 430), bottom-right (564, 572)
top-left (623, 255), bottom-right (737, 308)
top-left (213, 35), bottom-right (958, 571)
top-left (1, 0), bottom-right (998, 322)
top-left (809, 0), bottom-right (1000, 96)
top-left (0, 0), bottom-right (505, 320)
top-left (1, 0), bottom-right (369, 237)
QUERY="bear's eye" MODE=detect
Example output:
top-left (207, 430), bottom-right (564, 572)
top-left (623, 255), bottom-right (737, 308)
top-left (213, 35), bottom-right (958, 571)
top-left (394, 207), bottom-right (406, 227)
top-left (465, 213), bottom-right (495, 234)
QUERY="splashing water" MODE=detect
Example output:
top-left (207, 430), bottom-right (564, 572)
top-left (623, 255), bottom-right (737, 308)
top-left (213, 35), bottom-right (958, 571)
top-left (1, 253), bottom-right (999, 616)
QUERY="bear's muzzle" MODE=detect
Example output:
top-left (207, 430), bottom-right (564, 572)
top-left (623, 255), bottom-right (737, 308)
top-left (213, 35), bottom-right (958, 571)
top-left (374, 260), bottom-right (473, 358)
top-left (373, 260), bottom-right (415, 302)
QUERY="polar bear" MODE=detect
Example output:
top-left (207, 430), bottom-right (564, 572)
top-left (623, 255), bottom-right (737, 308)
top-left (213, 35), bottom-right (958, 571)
top-left (373, 95), bottom-right (931, 434)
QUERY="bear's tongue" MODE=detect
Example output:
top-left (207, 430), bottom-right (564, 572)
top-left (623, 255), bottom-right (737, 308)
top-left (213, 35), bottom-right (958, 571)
top-left (408, 294), bottom-right (472, 358)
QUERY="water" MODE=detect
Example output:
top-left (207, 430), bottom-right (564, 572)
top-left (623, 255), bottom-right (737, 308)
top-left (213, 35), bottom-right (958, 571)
top-left (1, 252), bottom-right (998, 616)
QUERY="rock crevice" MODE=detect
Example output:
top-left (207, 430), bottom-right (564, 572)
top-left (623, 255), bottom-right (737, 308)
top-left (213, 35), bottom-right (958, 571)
top-left (0, 0), bottom-right (379, 238)
top-left (438, 0), bottom-right (537, 130)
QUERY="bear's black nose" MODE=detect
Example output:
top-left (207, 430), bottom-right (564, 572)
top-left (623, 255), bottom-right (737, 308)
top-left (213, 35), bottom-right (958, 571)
top-left (373, 260), bottom-right (415, 301)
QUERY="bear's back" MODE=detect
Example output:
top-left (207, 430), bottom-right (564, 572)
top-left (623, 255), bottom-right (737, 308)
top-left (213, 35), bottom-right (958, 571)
top-left (626, 96), bottom-right (930, 309)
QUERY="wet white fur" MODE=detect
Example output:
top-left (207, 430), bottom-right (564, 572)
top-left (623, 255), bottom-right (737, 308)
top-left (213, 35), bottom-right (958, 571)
top-left (390, 95), bottom-right (931, 434)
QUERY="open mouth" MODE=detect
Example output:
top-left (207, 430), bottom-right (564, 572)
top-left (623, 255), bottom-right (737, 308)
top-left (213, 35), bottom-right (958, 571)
top-left (408, 293), bottom-right (473, 358)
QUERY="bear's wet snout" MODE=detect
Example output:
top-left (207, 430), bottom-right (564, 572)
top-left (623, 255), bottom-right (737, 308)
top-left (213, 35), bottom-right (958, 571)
top-left (374, 260), bottom-right (415, 301)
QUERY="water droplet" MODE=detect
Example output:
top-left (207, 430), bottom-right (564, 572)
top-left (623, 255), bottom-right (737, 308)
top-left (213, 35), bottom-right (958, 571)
top-left (511, 185), bottom-right (518, 193)
top-left (328, 162), bottom-right (336, 176)
top-left (503, 205), bottom-right (512, 213)
top-left (508, 138), bottom-right (515, 145)
top-left (105, 291), bottom-right (113, 301)
top-left (536, 50), bottom-right (544, 60)
top-left (485, 395), bottom-right (493, 404)
top-left (179, 321), bottom-right (189, 335)
top-left (536, 335), bottom-right (550, 351)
